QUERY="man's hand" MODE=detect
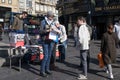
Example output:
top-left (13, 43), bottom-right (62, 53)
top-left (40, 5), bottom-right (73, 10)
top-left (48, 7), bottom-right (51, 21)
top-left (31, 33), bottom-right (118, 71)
top-left (57, 30), bottom-right (61, 34)
top-left (46, 28), bottom-right (52, 32)
top-left (46, 29), bottom-right (50, 32)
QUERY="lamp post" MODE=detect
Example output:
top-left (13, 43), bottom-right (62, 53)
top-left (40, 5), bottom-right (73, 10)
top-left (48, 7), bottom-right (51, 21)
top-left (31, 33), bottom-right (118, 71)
top-left (88, 10), bottom-right (91, 25)
top-left (88, 0), bottom-right (92, 25)
top-left (63, 3), bottom-right (68, 35)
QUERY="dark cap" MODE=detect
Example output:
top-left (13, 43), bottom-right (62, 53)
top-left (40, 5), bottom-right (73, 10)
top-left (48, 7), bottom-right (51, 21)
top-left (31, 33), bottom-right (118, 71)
top-left (47, 11), bottom-right (54, 17)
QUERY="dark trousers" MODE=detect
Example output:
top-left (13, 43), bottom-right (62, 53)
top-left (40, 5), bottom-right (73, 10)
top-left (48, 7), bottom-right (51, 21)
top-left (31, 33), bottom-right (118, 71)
top-left (80, 50), bottom-right (88, 76)
top-left (58, 40), bottom-right (67, 62)
top-left (80, 50), bottom-right (90, 70)
top-left (58, 45), bottom-right (65, 61)
top-left (50, 43), bottom-right (56, 65)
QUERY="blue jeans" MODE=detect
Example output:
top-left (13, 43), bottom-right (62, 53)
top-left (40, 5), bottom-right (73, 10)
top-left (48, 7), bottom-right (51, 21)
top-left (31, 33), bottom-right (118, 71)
top-left (40, 41), bottom-right (55, 73)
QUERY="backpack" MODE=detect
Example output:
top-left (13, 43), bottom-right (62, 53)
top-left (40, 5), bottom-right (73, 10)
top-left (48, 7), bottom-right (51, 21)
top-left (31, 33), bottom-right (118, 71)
top-left (86, 24), bottom-right (92, 37)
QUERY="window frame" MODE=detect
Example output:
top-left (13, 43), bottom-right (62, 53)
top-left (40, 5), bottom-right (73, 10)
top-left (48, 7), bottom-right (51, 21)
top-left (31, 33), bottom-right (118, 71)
top-left (1, 0), bottom-right (5, 3)
top-left (8, 0), bottom-right (12, 4)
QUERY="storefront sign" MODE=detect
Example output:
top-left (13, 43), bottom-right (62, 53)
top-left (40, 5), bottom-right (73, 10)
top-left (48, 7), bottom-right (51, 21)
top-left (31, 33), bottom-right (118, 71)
top-left (95, 5), bottom-right (120, 11)
top-left (64, 8), bottom-right (78, 15)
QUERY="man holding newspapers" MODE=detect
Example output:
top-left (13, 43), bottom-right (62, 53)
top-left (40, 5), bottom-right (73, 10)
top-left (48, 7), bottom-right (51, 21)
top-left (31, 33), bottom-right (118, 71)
top-left (40, 11), bottom-right (61, 77)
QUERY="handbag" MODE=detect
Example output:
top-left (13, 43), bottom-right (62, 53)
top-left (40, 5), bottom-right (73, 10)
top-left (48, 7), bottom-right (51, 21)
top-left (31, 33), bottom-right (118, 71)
top-left (97, 52), bottom-right (104, 68)
top-left (39, 46), bottom-right (44, 60)
top-left (40, 53), bottom-right (44, 60)
top-left (55, 44), bottom-right (60, 57)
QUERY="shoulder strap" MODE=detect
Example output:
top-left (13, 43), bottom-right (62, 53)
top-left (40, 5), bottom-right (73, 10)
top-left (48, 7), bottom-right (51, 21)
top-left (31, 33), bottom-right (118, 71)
top-left (44, 19), bottom-right (54, 26)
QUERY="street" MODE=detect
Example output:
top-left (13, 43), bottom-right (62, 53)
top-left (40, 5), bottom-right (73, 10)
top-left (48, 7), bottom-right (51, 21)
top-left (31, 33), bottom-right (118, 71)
top-left (0, 34), bottom-right (120, 80)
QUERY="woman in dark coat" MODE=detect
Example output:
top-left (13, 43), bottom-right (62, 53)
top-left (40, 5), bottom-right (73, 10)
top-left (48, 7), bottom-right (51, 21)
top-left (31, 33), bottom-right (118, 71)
top-left (101, 23), bottom-right (119, 79)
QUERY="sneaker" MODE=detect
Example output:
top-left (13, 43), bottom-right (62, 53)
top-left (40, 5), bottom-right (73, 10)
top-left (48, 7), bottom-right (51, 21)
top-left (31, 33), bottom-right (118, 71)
top-left (77, 74), bottom-right (87, 79)
top-left (105, 69), bottom-right (109, 74)
top-left (40, 72), bottom-right (48, 77)
top-left (106, 70), bottom-right (109, 74)
top-left (109, 73), bottom-right (114, 79)
top-left (45, 70), bottom-right (52, 75)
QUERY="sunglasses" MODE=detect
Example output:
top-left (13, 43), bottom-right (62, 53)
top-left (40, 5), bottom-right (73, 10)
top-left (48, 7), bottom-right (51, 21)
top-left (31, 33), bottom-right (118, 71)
top-left (109, 27), bottom-right (114, 30)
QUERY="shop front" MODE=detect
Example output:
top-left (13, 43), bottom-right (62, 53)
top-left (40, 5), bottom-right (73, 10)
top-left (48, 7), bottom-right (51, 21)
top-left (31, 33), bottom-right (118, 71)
top-left (0, 6), bottom-right (11, 29)
top-left (92, 4), bottom-right (120, 39)
top-left (58, 1), bottom-right (91, 37)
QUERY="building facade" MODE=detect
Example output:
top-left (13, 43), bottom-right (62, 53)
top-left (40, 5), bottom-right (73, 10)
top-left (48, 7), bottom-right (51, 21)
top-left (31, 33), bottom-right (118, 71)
top-left (57, 0), bottom-right (120, 39)
top-left (92, 0), bottom-right (120, 39)
top-left (0, 0), bottom-right (18, 12)
top-left (0, 0), bottom-right (58, 29)
top-left (57, 0), bottom-right (91, 36)
top-left (18, 0), bottom-right (33, 14)
top-left (34, 0), bottom-right (58, 16)
top-left (0, 0), bottom-right (19, 29)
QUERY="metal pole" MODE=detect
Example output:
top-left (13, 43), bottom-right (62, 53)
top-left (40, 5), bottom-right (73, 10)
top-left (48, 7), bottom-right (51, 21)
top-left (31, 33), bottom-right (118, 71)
top-left (18, 47), bottom-right (22, 72)
top-left (9, 47), bottom-right (12, 69)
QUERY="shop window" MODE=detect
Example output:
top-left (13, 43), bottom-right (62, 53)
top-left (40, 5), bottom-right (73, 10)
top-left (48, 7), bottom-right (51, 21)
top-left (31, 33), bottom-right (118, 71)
top-left (8, 0), bottom-right (12, 4)
top-left (64, 0), bottom-right (68, 2)
top-left (95, 0), bottom-right (104, 7)
top-left (1, 0), bottom-right (5, 3)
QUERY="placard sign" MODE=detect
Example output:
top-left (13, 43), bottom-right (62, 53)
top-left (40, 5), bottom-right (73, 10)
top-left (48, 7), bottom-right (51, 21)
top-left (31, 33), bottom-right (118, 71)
top-left (9, 32), bottom-right (25, 47)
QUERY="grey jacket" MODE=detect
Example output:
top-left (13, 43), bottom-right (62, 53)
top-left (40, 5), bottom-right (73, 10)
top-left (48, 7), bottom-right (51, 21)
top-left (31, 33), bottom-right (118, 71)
top-left (12, 15), bottom-right (23, 30)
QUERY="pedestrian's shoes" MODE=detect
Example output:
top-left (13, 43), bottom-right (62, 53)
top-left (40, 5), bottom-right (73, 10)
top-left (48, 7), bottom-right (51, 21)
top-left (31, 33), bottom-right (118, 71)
top-left (77, 74), bottom-right (87, 80)
top-left (40, 72), bottom-right (48, 77)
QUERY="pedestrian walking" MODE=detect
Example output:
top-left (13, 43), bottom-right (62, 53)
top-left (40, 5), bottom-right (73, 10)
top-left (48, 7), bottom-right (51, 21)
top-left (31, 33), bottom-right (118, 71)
top-left (100, 23), bottom-right (119, 79)
top-left (114, 18), bottom-right (120, 47)
top-left (92, 25), bottom-right (97, 40)
top-left (73, 23), bottom-right (79, 47)
top-left (77, 16), bottom-right (90, 79)
top-left (40, 11), bottom-right (56, 77)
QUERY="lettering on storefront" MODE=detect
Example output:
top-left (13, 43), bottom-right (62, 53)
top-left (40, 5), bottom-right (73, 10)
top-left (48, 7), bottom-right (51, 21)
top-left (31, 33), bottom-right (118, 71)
top-left (65, 8), bottom-right (74, 14)
top-left (65, 8), bottom-right (79, 15)
top-left (95, 5), bottom-right (120, 11)
top-left (95, 7), bottom-right (102, 11)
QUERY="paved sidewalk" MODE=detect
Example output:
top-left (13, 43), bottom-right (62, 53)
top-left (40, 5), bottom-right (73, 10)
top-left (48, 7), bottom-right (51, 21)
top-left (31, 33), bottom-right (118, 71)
top-left (0, 35), bottom-right (120, 80)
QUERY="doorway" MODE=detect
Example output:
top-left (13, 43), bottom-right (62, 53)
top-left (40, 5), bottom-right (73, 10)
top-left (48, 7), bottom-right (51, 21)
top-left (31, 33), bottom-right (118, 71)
top-left (96, 23), bottom-right (106, 40)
